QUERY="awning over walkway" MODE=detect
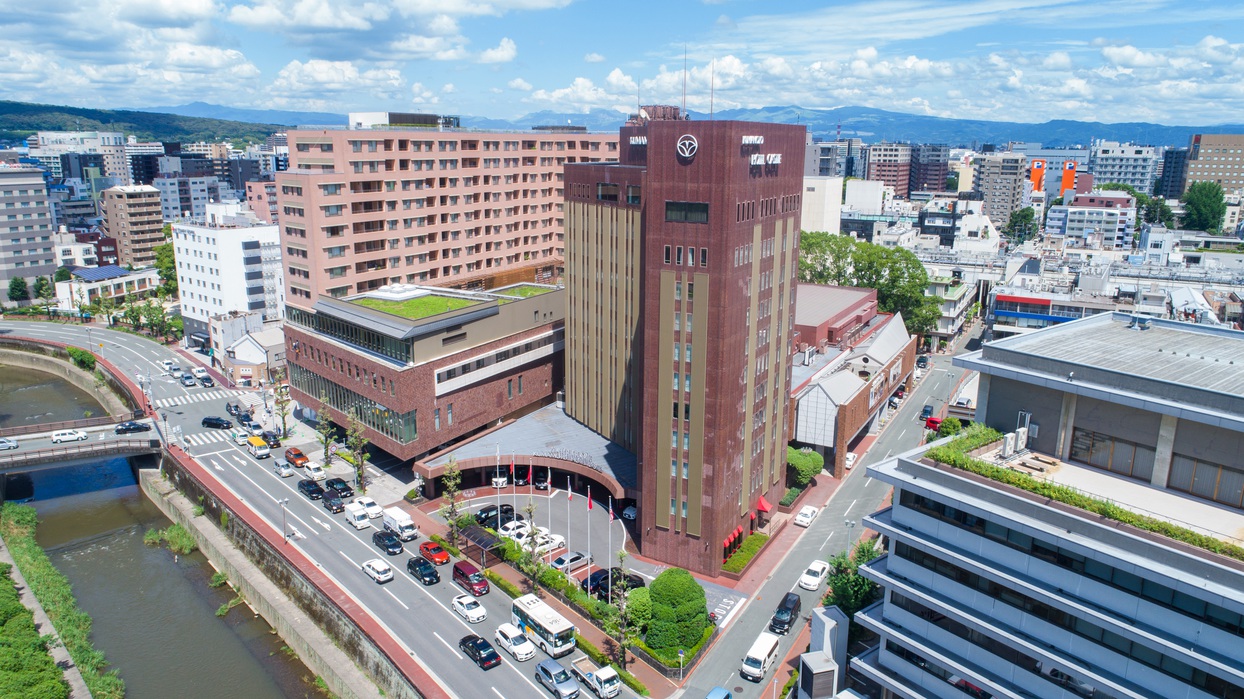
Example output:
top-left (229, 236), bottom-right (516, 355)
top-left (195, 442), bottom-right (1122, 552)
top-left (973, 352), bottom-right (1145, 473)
top-left (756, 495), bottom-right (773, 513)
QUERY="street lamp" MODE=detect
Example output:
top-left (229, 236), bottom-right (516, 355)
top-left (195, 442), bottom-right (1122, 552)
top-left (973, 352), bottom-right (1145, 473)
top-left (845, 519), bottom-right (856, 546)
top-left (278, 498), bottom-right (290, 542)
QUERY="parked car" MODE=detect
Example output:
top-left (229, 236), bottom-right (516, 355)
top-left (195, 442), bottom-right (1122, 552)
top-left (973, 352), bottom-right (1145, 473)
top-left (355, 496), bottom-right (383, 519)
top-left (920, 404), bottom-right (934, 421)
top-left (499, 520), bottom-right (532, 540)
top-left (458, 634), bottom-right (502, 670)
top-left (535, 659), bottom-right (580, 699)
top-left (452, 594), bottom-right (487, 623)
top-left (798, 560), bottom-right (831, 591)
top-left (595, 568), bottom-right (645, 602)
top-left (372, 530), bottom-right (404, 556)
top-left (114, 421), bottom-right (151, 435)
top-left (419, 541), bottom-right (450, 565)
top-left (533, 533), bottom-right (567, 556)
top-left (179, 373), bottom-right (197, 387)
top-left (407, 556), bottom-right (440, 585)
top-left (916, 355), bottom-right (930, 369)
top-left (297, 479), bottom-right (325, 500)
top-left (324, 478), bottom-right (354, 499)
top-left (475, 503), bottom-right (515, 527)
top-left (622, 505), bottom-right (637, 520)
top-left (284, 447), bottom-right (308, 467)
top-left (513, 465), bottom-right (530, 486)
top-left (322, 489), bottom-right (345, 513)
top-left (533, 470), bottom-right (549, 490)
top-left (844, 452), bottom-right (858, 470)
top-left (51, 429), bottom-right (88, 443)
top-left (201, 416), bottom-right (231, 429)
top-left (926, 417), bottom-right (943, 431)
top-left (273, 459), bottom-right (295, 478)
top-left (0, 437), bottom-right (18, 451)
top-left (199, 376), bottom-right (215, 388)
top-left (794, 505), bottom-right (819, 528)
top-left (493, 623), bottom-right (536, 661)
top-left (581, 569), bottom-right (612, 596)
top-left (551, 550), bottom-right (592, 573)
top-left (261, 430), bottom-right (281, 448)
top-left (361, 558), bottom-right (393, 584)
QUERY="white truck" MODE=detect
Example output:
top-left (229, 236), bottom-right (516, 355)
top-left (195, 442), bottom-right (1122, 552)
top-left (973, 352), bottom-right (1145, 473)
top-left (344, 503), bottom-right (370, 530)
top-left (382, 507), bottom-right (419, 541)
top-left (569, 656), bottom-right (621, 698)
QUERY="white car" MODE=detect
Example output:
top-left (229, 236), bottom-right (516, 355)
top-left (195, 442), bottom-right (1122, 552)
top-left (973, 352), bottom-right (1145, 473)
top-left (798, 560), bottom-right (832, 591)
top-left (513, 525), bottom-right (549, 546)
top-left (491, 475), bottom-right (508, 489)
top-left (794, 505), bottom-right (819, 528)
top-left (304, 462), bottom-right (327, 481)
top-left (361, 558), bottom-right (393, 584)
top-left (51, 430), bottom-right (88, 443)
top-left (844, 452), bottom-right (858, 470)
top-left (0, 437), bottom-right (18, 450)
top-left (533, 533), bottom-right (566, 555)
top-left (355, 496), bottom-right (383, 519)
top-left (498, 520), bottom-right (531, 540)
top-left (452, 594), bottom-right (487, 623)
top-left (494, 622), bottom-right (536, 661)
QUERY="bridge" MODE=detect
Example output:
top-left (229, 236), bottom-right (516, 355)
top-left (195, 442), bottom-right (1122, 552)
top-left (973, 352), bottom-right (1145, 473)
top-left (0, 412), bottom-right (144, 441)
top-left (0, 438), bottom-right (163, 471)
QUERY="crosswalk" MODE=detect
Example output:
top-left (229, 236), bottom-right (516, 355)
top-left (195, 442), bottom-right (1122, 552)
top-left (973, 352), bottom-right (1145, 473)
top-left (153, 389), bottom-right (245, 409)
top-left (181, 430), bottom-right (236, 447)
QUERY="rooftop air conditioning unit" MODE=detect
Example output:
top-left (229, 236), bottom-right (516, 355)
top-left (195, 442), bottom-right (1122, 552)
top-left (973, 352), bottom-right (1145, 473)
top-left (1015, 427), bottom-right (1028, 449)
top-left (1002, 432), bottom-right (1016, 457)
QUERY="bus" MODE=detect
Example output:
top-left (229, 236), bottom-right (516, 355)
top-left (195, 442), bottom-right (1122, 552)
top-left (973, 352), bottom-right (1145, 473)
top-left (511, 594), bottom-right (576, 658)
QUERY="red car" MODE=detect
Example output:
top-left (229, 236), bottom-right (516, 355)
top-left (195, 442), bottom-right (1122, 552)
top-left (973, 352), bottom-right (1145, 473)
top-left (420, 541), bottom-right (450, 566)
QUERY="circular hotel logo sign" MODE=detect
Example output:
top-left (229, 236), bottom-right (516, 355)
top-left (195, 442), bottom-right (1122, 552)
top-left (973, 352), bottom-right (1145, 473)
top-left (676, 134), bottom-right (698, 160)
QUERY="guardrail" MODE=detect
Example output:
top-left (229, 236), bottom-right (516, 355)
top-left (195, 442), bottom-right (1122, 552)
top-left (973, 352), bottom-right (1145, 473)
top-left (0, 439), bottom-right (162, 468)
top-left (0, 412), bottom-right (143, 439)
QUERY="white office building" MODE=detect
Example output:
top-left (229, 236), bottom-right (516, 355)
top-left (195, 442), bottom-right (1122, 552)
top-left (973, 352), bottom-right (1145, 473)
top-left (153, 175), bottom-right (222, 221)
top-left (28, 131), bottom-right (129, 182)
top-left (171, 202), bottom-right (283, 343)
top-left (1090, 140), bottom-right (1159, 195)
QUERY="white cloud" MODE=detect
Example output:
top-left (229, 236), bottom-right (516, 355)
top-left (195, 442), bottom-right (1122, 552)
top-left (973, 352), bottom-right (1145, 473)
top-left (272, 59), bottom-right (403, 97)
top-left (426, 14), bottom-right (460, 35)
top-left (388, 34), bottom-right (468, 60)
top-left (1042, 51), bottom-right (1073, 70)
top-left (229, 0), bottom-right (390, 31)
top-left (584, 52), bottom-right (605, 63)
top-left (117, 0), bottom-right (218, 25)
top-left (411, 82), bottom-right (439, 105)
top-left (392, 0), bottom-right (572, 18)
top-left (479, 37), bottom-right (517, 63)
top-left (1101, 44), bottom-right (1166, 67)
top-left (508, 77), bottom-right (533, 90)
top-left (528, 76), bottom-right (632, 113)
top-left (605, 68), bottom-right (635, 93)
top-left (442, 83), bottom-right (456, 93)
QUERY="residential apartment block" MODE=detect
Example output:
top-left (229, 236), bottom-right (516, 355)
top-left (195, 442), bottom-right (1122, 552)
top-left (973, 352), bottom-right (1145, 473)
top-left (154, 175), bottom-right (222, 221)
top-left (973, 153), bottom-right (1031, 228)
top-left (1045, 191), bottom-right (1137, 249)
top-left (101, 185), bottom-right (163, 267)
top-left (564, 117), bottom-right (805, 575)
top-left (1157, 147), bottom-right (1190, 199)
top-left (171, 202), bottom-right (284, 341)
top-left (855, 313), bottom-right (1244, 699)
top-left (1089, 139), bottom-right (1158, 194)
top-left (1185, 133), bottom-right (1244, 193)
top-left (28, 131), bottom-right (129, 182)
top-left (0, 166), bottom-right (56, 290)
top-left (866, 143), bottom-right (912, 199)
top-left (275, 113), bottom-right (619, 303)
top-left (908, 143), bottom-right (950, 194)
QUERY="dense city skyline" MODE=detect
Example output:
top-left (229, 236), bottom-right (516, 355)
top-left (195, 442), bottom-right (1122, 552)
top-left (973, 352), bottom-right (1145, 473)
top-left (1, 0), bottom-right (1242, 124)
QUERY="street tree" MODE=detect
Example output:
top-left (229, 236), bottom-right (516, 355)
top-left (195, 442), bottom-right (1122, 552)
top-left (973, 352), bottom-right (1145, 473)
top-left (33, 277), bottom-right (55, 315)
top-left (7, 277), bottom-right (28, 304)
top-left (944, 172), bottom-right (959, 191)
top-left (140, 300), bottom-right (167, 339)
top-left (826, 538), bottom-right (883, 640)
top-left (345, 408), bottom-right (372, 493)
top-left (54, 267), bottom-right (72, 283)
top-left (271, 368), bottom-right (293, 438)
top-left (521, 499), bottom-right (544, 586)
top-left (1002, 207), bottom-right (1038, 242)
top-left (153, 242), bottom-right (178, 296)
top-left (798, 231), bottom-right (855, 286)
top-left (1182, 181), bottom-right (1227, 233)
top-left (315, 392), bottom-right (336, 469)
top-left (601, 549), bottom-right (640, 670)
top-left (436, 456), bottom-right (465, 547)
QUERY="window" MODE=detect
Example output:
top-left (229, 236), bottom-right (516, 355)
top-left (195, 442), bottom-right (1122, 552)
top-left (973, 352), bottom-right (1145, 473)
top-left (670, 499), bottom-right (676, 515)
top-left (671, 459), bottom-right (678, 477)
top-left (676, 246), bottom-right (683, 265)
top-left (665, 201), bottom-right (709, 223)
top-left (517, 375), bottom-right (523, 395)
top-left (675, 282), bottom-right (682, 300)
top-left (507, 378), bottom-right (513, 399)
top-left (681, 501), bottom-right (688, 518)
top-left (682, 461), bottom-right (689, 479)
top-left (664, 245), bottom-right (671, 264)
top-left (596, 183), bottom-right (619, 201)
top-left (447, 403), bottom-right (453, 426)
top-left (434, 408), bottom-right (440, 430)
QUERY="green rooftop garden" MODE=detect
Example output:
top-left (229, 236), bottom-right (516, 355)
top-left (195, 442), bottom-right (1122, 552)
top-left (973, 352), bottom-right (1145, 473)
top-left (925, 425), bottom-right (1244, 564)
top-left (496, 284), bottom-right (554, 299)
top-left (351, 294), bottom-right (478, 320)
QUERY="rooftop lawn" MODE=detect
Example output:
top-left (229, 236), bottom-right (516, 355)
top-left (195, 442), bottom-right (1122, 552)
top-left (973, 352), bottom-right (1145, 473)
top-left (497, 284), bottom-right (554, 298)
top-left (351, 294), bottom-right (478, 320)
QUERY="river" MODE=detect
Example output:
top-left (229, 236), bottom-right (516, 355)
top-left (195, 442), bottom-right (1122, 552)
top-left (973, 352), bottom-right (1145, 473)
top-left (1, 365), bottom-right (316, 698)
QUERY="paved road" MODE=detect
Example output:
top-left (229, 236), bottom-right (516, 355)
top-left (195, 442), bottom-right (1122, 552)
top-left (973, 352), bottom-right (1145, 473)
top-left (678, 342), bottom-right (979, 699)
top-left (0, 320), bottom-right (588, 699)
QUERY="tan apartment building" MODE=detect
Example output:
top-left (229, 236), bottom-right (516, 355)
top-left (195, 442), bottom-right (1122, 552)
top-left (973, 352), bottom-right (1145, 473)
top-left (274, 113), bottom-right (619, 304)
top-left (974, 153), bottom-right (1031, 228)
top-left (101, 185), bottom-right (164, 267)
top-left (1185, 133), bottom-right (1244, 193)
top-left (865, 142), bottom-right (912, 198)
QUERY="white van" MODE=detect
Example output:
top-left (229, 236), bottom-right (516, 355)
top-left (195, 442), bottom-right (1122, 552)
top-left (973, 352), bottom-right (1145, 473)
top-left (344, 503), bottom-right (370, 529)
top-left (191, 367), bottom-right (209, 379)
top-left (50, 429), bottom-right (88, 444)
top-left (740, 632), bottom-right (781, 682)
top-left (246, 436), bottom-right (271, 459)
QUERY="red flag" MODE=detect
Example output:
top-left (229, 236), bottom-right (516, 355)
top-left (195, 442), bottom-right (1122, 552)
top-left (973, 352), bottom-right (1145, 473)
top-left (508, 457), bottom-right (514, 475)
top-left (610, 507), bottom-right (615, 521)
top-left (567, 475), bottom-right (573, 501)
top-left (587, 486), bottom-right (592, 510)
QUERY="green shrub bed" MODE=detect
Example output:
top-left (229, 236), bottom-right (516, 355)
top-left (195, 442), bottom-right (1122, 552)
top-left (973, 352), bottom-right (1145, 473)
top-left (779, 487), bottom-right (802, 507)
top-left (634, 624), bottom-right (713, 667)
top-left (722, 533), bottom-right (769, 573)
top-left (483, 570), bottom-right (522, 599)
top-left (0, 561), bottom-right (70, 698)
top-left (0, 504), bottom-right (124, 698)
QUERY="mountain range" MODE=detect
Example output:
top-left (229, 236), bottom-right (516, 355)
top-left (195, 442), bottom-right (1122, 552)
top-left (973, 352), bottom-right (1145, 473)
top-left (5, 99), bottom-right (1244, 148)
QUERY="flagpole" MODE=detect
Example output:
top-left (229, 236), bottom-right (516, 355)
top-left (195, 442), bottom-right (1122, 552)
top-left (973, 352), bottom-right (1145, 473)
top-left (587, 485), bottom-right (592, 577)
top-left (566, 474), bottom-right (571, 555)
top-left (608, 495), bottom-right (613, 572)
top-left (495, 444), bottom-right (501, 527)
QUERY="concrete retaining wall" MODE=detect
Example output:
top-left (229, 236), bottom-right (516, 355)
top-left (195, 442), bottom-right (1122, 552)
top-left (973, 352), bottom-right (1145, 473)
top-left (0, 347), bottom-right (130, 417)
top-left (146, 449), bottom-right (452, 699)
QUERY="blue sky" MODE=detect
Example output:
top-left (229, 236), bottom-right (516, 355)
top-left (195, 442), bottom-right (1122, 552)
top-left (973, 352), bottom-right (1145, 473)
top-left (1, 0), bottom-right (1242, 124)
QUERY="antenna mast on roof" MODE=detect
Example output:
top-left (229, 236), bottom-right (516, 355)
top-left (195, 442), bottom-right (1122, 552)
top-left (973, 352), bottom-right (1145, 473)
top-left (682, 45), bottom-right (687, 117)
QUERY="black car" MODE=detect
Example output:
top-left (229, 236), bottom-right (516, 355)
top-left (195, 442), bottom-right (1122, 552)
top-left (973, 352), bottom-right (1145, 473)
top-left (458, 634), bottom-right (501, 670)
top-left (114, 421), bottom-right (152, 435)
top-left (322, 489), bottom-right (345, 513)
top-left (475, 503), bottom-right (515, 526)
top-left (372, 530), bottom-right (404, 556)
top-left (533, 469), bottom-right (549, 490)
top-left (769, 591), bottom-right (802, 635)
top-left (916, 355), bottom-right (930, 369)
top-left (407, 556), bottom-right (440, 585)
top-left (199, 376), bottom-right (215, 388)
top-left (201, 416), bottom-right (232, 429)
top-left (324, 478), bottom-right (354, 499)
top-left (261, 430), bottom-right (281, 448)
top-left (581, 568), bottom-right (612, 595)
top-left (513, 464), bottom-right (530, 486)
top-left (920, 404), bottom-right (934, 421)
top-left (597, 567), bottom-right (646, 601)
top-left (297, 479), bottom-right (325, 500)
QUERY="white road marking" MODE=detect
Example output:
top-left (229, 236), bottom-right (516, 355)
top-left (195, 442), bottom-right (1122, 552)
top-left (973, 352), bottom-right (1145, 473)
top-left (384, 588), bottom-right (409, 610)
top-left (845, 499), bottom-right (858, 516)
top-left (433, 632), bottom-right (462, 659)
top-left (490, 688), bottom-right (507, 699)
top-left (819, 530), bottom-right (836, 552)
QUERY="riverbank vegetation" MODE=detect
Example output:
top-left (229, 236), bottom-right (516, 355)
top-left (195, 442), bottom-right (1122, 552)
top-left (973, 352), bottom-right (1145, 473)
top-left (0, 503), bottom-right (125, 698)
top-left (143, 523), bottom-right (198, 555)
top-left (0, 561), bottom-right (70, 698)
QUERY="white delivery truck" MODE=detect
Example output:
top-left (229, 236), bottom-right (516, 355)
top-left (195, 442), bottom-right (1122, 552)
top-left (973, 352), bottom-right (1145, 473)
top-left (344, 503), bottom-right (370, 529)
top-left (570, 656), bottom-right (621, 698)
top-left (382, 507), bottom-right (419, 541)
top-left (740, 631), bottom-right (781, 682)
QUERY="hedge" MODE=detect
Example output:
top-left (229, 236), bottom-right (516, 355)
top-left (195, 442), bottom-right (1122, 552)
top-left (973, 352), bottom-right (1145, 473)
top-left (927, 426), bottom-right (1244, 563)
top-left (0, 562), bottom-right (69, 698)
top-left (779, 487), bottom-right (802, 507)
top-left (428, 534), bottom-right (462, 559)
top-left (483, 570), bottom-right (522, 599)
top-left (634, 624), bottom-right (713, 667)
top-left (66, 346), bottom-right (95, 371)
top-left (722, 532), bottom-right (769, 573)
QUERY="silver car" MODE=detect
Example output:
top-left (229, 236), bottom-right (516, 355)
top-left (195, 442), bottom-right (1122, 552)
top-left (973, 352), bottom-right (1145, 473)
top-left (0, 437), bottom-right (17, 450)
top-left (273, 459), bottom-right (295, 477)
top-left (535, 659), bottom-right (579, 699)
top-left (551, 550), bottom-right (592, 573)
